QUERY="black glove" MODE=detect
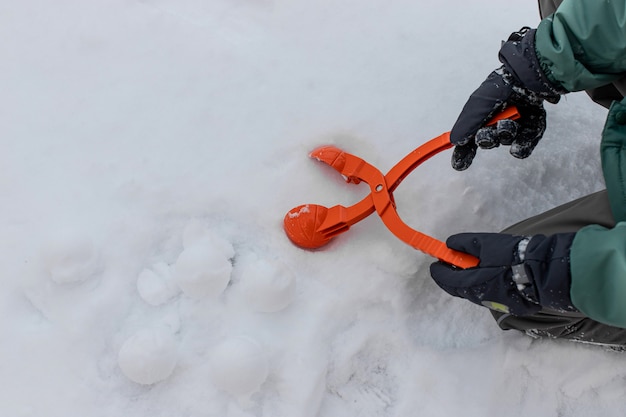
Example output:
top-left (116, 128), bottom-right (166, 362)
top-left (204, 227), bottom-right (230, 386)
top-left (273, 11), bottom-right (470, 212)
top-left (429, 232), bottom-right (578, 316)
top-left (450, 27), bottom-right (565, 171)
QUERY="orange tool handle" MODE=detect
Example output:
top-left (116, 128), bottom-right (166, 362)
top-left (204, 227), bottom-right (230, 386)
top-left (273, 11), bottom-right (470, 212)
top-left (381, 106), bottom-right (521, 268)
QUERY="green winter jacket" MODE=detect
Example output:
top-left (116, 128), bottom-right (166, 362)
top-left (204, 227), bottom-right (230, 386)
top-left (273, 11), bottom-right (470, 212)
top-left (534, 0), bottom-right (626, 327)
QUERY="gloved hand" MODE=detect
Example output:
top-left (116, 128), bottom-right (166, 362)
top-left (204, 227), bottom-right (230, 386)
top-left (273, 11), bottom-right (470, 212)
top-left (429, 232), bottom-right (578, 316)
top-left (450, 27), bottom-right (566, 171)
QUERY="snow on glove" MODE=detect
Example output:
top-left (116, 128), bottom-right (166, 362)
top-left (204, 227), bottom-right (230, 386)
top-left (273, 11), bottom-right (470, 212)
top-left (429, 232), bottom-right (578, 316)
top-left (450, 27), bottom-right (565, 171)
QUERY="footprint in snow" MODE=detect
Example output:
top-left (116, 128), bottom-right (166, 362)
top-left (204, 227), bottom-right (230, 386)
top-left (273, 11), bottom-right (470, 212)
top-left (40, 229), bottom-right (101, 285)
top-left (20, 229), bottom-right (103, 331)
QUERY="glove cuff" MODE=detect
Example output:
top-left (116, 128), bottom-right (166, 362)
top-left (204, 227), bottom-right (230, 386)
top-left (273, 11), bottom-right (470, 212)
top-left (499, 27), bottom-right (567, 100)
top-left (524, 233), bottom-right (578, 313)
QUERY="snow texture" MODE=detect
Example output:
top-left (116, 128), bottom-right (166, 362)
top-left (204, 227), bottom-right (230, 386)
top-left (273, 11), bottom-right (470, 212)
top-left (2, 0), bottom-right (624, 416)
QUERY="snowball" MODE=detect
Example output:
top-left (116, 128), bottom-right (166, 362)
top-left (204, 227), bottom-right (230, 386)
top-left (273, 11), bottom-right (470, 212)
top-left (210, 336), bottom-right (269, 397)
top-left (175, 241), bottom-right (233, 299)
top-left (40, 231), bottom-right (99, 284)
top-left (137, 262), bottom-right (179, 306)
top-left (118, 328), bottom-right (178, 385)
top-left (239, 258), bottom-right (296, 313)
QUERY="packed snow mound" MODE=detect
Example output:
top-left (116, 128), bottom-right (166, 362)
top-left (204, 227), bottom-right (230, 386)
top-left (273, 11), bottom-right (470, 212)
top-left (237, 255), bottom-right (297, 313)
top-left (174, 240), bottom-right (234, 299)
top-left (137, 262), bottom-right (179, 306)
top-left (118, 327), bottom-right (178, 385)
top-left (209, 336), bottom-right (270, 397)
top-left (171, 221), bottom-right (236, 299)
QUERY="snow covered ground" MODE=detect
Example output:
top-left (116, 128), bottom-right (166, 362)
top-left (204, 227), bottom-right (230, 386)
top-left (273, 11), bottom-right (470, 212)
top-left (2, 0), bottom-right (624, 416)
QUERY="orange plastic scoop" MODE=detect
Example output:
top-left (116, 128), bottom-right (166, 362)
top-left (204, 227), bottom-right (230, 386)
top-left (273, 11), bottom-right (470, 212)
top-left (284, 106), bottom-right (520, 268)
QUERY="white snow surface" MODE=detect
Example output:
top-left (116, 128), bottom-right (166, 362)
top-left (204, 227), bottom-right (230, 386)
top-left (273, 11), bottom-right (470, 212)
top-left (2, 0), bottom-right (622, 416)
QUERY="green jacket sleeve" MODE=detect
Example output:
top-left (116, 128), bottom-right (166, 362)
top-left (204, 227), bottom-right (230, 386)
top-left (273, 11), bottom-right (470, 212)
top-left (571, 222), bottom-right (626, 328)
top-left (570, 99), bottom-right (626, 328)
top-left (600, 100), bottom-right (626, 222)
top-left (534, 0), bottom-right (626, 92)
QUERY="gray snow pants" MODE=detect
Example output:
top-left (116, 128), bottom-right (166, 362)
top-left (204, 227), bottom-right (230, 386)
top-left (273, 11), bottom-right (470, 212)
top-left (491, 190), bottom-right (626, 348)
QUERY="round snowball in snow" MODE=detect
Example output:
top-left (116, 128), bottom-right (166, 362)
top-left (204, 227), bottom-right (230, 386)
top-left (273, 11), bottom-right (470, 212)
top-left (210, 336), bottom-right (269, 397)
top-left (175, 242), bottom-right (233, 299)
top-left (118, 328), bottom-right (178, 385)
top-left (137, 263), bottom-right (179, 306)
top-left (239, 258), bottom-right (296, 313)
top-left (40, 231), bottom-right (98, 284)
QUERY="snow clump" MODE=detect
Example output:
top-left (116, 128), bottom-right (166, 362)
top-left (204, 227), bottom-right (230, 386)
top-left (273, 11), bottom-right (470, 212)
top-left (209, 336), bottom-right (269, 397)
top-left (238, 256), bottom-right (297, 313)
top-left (174, 238), bottom-right (234, 299)
top-left (136, 262), bottom-right (179, 306)
top-left (118, 327), bottom-right (178, 385)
